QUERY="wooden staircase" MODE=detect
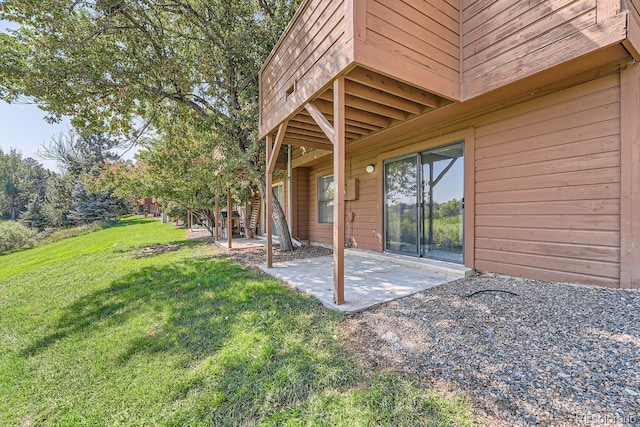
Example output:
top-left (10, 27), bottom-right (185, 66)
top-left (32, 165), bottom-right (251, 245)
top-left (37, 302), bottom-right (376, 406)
top-left (248, 196), bottom-right (261, 233)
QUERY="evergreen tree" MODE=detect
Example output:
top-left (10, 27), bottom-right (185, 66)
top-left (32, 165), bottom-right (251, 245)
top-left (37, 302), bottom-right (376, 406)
top-left (20, 195), bottom-right (48, 231)
top-left (68, 182), bottom-right (118, 225)
top-left (42, 172), bottom-right (75, 227)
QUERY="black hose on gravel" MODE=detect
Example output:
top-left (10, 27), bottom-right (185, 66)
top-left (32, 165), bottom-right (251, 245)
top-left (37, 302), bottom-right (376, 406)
top-left (464, 289), bottom-right (520, 298)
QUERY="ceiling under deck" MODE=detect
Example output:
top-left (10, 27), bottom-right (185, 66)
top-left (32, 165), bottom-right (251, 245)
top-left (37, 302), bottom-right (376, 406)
top-left (281, 66), bottom-right (450, 151)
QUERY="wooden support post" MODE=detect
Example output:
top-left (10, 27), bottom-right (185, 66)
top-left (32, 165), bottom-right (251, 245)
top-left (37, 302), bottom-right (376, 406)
top-left (333, 76), bottom-right (346, 305)
top-left (265, 122), bottom-right (289, 268)
top-left (620, 63), bottom-right (640, 289)
top-left (215, 185), bottom-right (219, 241)
top-left (227, 187), bottom-right (232, 249)
top-left (266, 134), bottom-right (274, 268)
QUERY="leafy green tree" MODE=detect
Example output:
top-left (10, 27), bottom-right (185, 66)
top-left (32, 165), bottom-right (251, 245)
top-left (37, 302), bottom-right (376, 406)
top-left (1, 0), bottom-right (301, 250)
top-left (439, 199), bottom-right (461, 218)
top-left (0, 148), bottom-right (49, 221)
top-left (162, 200), bottom-right (187, 225)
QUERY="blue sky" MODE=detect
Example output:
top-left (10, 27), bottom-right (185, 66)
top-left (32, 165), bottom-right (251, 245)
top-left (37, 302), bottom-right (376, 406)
top-left (0, 101), bottom-right (70, 171)
top-left (0, 20), bottom-right (68, 170)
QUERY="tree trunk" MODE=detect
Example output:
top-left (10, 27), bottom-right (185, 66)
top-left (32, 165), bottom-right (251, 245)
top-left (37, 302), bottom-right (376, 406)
top-left (192, 208), bottom-right (215, 236)
top-left (257, 182), bottom-right (294, 252)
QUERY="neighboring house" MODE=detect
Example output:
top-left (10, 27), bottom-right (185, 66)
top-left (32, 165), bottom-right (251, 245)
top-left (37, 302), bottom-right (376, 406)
top-left (260, 0), bottom-right (640, 303)
top-left (135, 197), bottom-right (160, 217)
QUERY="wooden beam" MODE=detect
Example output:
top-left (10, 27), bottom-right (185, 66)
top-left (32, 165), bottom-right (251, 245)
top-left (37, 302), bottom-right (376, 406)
top-left (287, 127), bottom-right (362, 142)
top-left (304, 102), bottom-right (334, 142)
top-left (292, 114), bottom-right (373, 134)
top-left (288, 120), bottom-right (326, 134)
top-left (292, 148), bottom-right (332, 168)
top-left (620, 63), bottom-right (640, 288)
top-left (283, 138), bottom-right (334, 151)
top-left (333, 76), bottom-right (346, 305)
top-left (309, 99), bottom-right (392, 128)
top-left (319, 90), bottom-right (408, 121)
top-left (266, 134), bottom-right (273, 268)
top-left (268, 120), bottom-right (288, 174)
top-left (227, 188), bottom-right (232, 249)
top-left (346, 67), bottom-right (439, 107)
top-left (346, 93), bottom-right (408, 120)
top-left (286, 130), bottom-right (336, 144)
top-left (345, 80), bottom-right (423, 114)
top-left (215, 180), bottom-right (220, 241)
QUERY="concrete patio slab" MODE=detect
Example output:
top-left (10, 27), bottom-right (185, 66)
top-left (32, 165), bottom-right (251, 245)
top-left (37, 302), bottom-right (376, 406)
top-left (259, 251), bottom-right (466, 313)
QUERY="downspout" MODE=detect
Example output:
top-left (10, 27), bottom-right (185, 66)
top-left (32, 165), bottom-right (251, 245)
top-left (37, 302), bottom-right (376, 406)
top-left (287, 145), bottom-right (293, 235)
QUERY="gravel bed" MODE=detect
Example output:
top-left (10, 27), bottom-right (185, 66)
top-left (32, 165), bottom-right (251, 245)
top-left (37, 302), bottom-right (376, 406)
top-left (344, 274), bottom-right (640, 426)
top-left (193, 231), bottom-right (640, 425)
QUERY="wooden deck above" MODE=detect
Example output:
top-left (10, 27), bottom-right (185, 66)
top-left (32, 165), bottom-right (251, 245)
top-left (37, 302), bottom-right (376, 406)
top-left (259, 0), bottom-right (460, 140)
top-left (272, 66), bottom-right (452, 152)
top-left (260, 0), bottom-right (635, 146)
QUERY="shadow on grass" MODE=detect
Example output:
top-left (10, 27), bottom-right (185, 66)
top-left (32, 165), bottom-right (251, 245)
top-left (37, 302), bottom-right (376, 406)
top-left (103, 217), bottom-right (161, 228)
top-left (23, 256), bottom-right (475, 425)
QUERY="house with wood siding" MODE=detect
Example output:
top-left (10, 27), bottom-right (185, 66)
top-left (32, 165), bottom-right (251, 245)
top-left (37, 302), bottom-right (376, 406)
top-left (259, 0), bottom-right (640, 304)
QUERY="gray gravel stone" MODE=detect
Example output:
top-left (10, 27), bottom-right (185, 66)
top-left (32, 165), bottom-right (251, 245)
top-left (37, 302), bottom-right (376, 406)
top-left (344, 274), bottom-right (640, 426)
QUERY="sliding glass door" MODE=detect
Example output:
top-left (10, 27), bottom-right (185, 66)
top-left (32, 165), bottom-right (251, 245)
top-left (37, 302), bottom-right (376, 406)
top-left (384, 155), bottom-right (419, 254)
top-left (421, 143), bottom-right (464, 263)
top-left (384, 142), bottom-right (464, 263)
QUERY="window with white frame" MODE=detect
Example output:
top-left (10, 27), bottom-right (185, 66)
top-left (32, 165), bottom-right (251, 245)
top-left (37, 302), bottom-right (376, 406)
top-left (318, 175), bottom-right (334, 224)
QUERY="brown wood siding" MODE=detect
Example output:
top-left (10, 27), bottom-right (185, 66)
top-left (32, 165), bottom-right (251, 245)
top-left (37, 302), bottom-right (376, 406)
top-left (462, 0), bottom-right (627, 99)
top-left (306, 164), bottom-right (334, 244)
top-left (295, 72), bottom-right (623, 287)
top-left (300, 155), bottom-right (382, 247)
top-left (627, 0), bottom-right (640, 16)
top-left (293, 168), bottom-right (310, 240)
top-left (364, 0), bottom-right (459, 82)
top-left (623, 0), bottom-right (640, 60)
top-left (474, 74), bottom-right (621, 286)
top-left (260, 0), bottom-right (353, 137)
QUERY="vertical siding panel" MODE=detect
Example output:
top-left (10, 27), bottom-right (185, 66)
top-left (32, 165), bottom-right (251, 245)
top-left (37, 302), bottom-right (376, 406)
top-left (620, 63), bottom-right (640, 289)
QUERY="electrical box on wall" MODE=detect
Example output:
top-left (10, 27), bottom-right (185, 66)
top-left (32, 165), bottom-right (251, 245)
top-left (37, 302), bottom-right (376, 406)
top-left (346, 178), bottom-right (359, 201)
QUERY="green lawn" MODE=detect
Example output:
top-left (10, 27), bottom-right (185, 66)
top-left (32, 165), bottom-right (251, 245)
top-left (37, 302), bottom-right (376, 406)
top-left (0, 216), bottom-right (475, 426)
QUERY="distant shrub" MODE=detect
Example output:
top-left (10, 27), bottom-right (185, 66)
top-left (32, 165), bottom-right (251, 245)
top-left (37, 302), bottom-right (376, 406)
top-left (432, 218), bottom-right (462, 250)
top-left (36, 222), bottom-right (103, 246)
top-left (0, 221), bottom-right (37, 254)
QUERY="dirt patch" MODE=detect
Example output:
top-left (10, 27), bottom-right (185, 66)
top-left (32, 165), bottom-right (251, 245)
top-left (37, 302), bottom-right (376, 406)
top-left (220, 244), bottom-right (332, 266)
top-left (137, 244), bottom-right (186, 258)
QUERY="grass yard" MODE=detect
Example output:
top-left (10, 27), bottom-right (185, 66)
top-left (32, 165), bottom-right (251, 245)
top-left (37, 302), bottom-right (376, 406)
top-left (0, 216), bottom-right (475, 426)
